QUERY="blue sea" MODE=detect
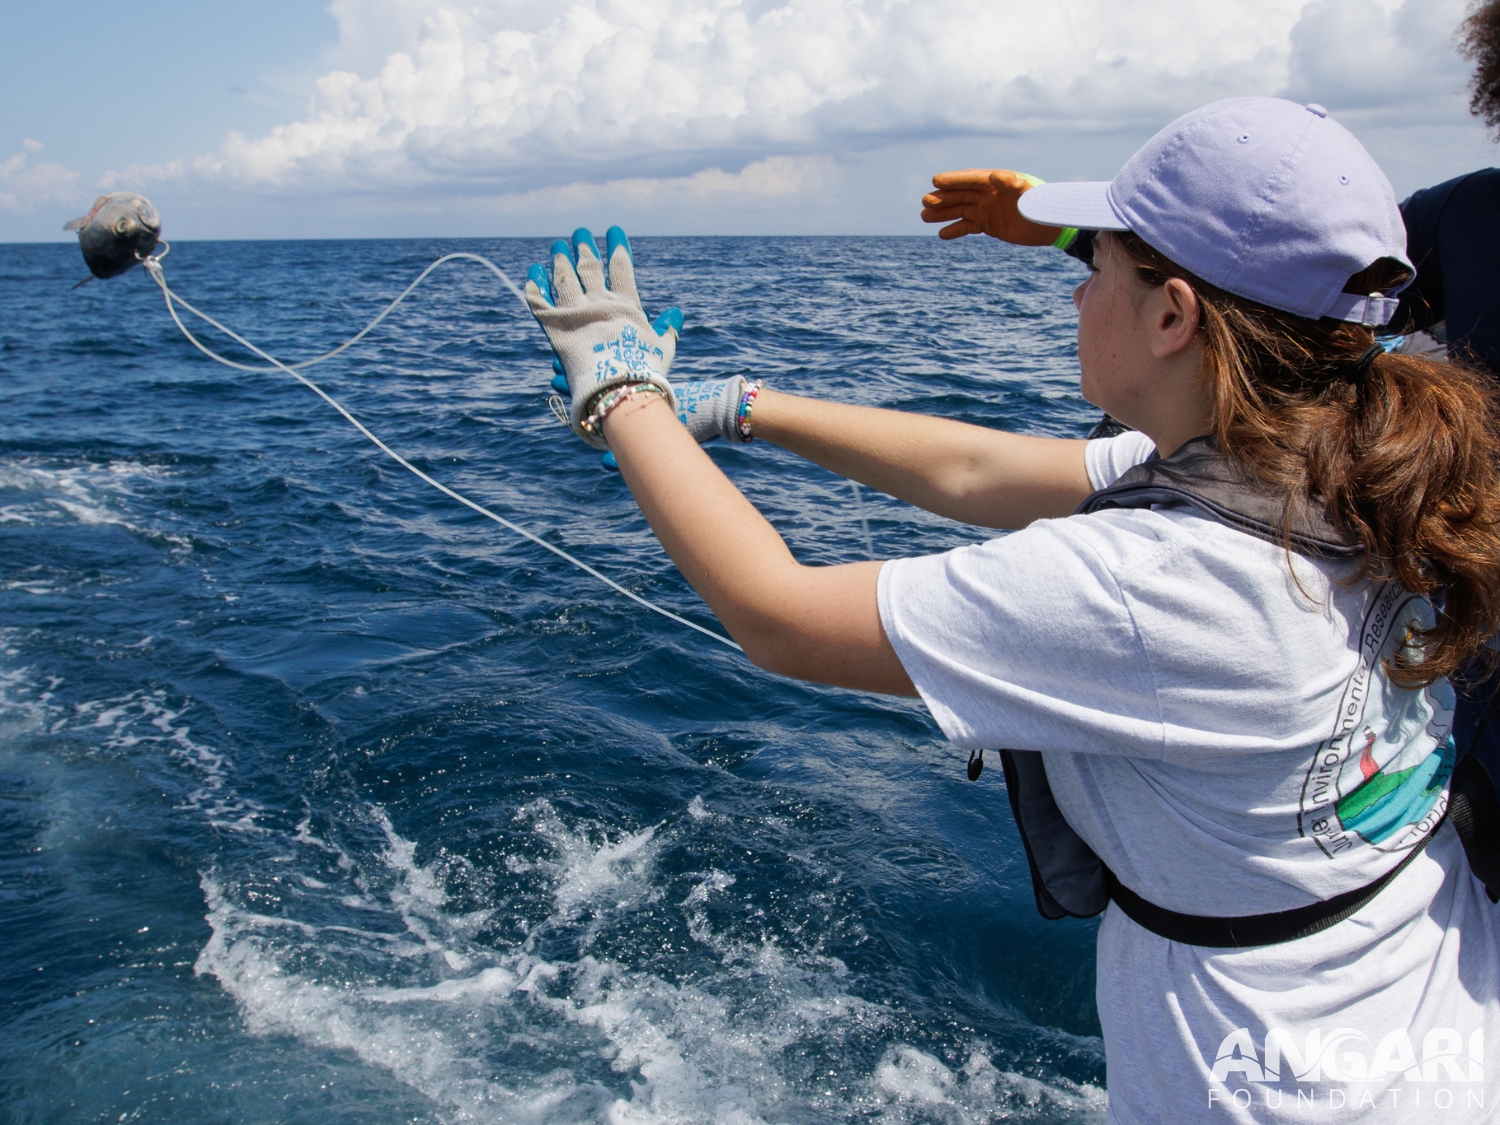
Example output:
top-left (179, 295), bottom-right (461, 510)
top-left (0, 235), bottom-right (1107, 1124)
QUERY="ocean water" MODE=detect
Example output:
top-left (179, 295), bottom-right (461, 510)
top-left (0, 235), bottom-right (1107, 1124)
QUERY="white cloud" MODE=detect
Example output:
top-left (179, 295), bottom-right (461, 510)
top-left (1284, 0), bottom-right (1473, 123)
top-left (78, 0), bottom-right (1481, 241)
top-left (123, 0), bottom-right (1470, 196)
top-left (0, 143), bottom-right (81, 214)
top-left (478, 153), bottom-right (833, 213)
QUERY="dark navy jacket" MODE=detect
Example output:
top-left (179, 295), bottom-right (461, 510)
top-left (1392, 168), bottom-right (1500, 378)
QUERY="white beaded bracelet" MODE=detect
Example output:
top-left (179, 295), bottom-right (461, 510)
top-left (580, 381), bottom-right (667, 438)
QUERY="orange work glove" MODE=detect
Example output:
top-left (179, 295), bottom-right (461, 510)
top-left (920, 169), bottom-right (1078, 248)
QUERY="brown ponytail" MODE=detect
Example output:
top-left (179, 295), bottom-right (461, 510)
top-left (1114, 230), bottom-right (1500, 688)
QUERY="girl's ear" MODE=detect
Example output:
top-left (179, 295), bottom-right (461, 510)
top-left (1152, 278), bottom-right (1201, 359)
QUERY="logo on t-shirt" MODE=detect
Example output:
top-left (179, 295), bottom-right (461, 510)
top-left (1298, 584), bottom-right (1454, 857)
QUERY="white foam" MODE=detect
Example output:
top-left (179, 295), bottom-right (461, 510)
top-left (877, 1047), bottom-right (956, 1105)
top-left (364, 966), bottom-right (520, 1004)
top-left (872, 1047), bottom-right (1108, 1122)
top-left (54, 499), bottom-right (193, 549)
top-left (515, 800), bottom-right (661, 924)
top-left (294, 813), bottom-right (346, 855)
top-left (0, 611), bottom-right (1116, 1125)
top-left (45, 688), bottom-right (267, 833)
top-left (681, 870), bottom-right (735, 909)
top-left (1, 580), bottom-right (54, 594)
top-left (196, 875), bottom-right (533, 1122)
top-left (192, 799), bottom-right (1107, 1125)
top-left (0, 657), bottom-right (51, 739)
top-left (0, 458), bottom-right (191, 549)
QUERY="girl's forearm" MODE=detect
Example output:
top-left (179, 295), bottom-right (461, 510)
top-left (750, 389), bottom-right (1095, 528)
top-left (602, 394), bottom-right (915, 696)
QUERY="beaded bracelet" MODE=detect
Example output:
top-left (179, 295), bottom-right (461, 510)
top-left (579, 381), bottom-right (667, 438)
top-left (735, 379), bottom-right (764, 441)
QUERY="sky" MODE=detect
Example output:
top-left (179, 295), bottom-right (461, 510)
top-left (1, 0), bottom-right (1494, 241)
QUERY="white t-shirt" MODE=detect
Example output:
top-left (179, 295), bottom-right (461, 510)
top-left (877, 432), bottom-right (1500, 1124)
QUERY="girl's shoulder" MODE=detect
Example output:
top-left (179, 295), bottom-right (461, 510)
top-left (1060, 501), bottom-right (1353, 595)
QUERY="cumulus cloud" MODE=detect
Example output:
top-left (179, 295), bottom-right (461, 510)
top-left (1284, 0), bottom-right (1473, 123)
top-left (0, 142), bottom-right (82, 213)
top-left (479, 153), bottom-right (834, 212)
top-left (121, 0), bottom-right (1473, 206)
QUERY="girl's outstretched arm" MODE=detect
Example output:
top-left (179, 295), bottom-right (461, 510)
top-left (604, 393), bottom-right (918, 696)
top-left (521, 224), bottom-right (1083, 692)
top-left (750, 389), bottom-right (1094, 529)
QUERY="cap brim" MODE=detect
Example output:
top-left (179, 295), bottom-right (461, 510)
top-left (1018, 181), bottom-right (1130, 231)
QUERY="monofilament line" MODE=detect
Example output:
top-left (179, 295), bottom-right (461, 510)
top-left (849, 479), bottom-right (875, 560)
top-left (168, 253), bottom-right (530, 374)
top-left (143, 255), bottom-right (743, 653)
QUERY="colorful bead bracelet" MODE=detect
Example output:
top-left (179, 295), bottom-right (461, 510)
top-left (735, 379), bottom-right (764, 441)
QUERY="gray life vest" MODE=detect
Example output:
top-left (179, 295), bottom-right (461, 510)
top-left (999, 436), bottom-right (1474, 947)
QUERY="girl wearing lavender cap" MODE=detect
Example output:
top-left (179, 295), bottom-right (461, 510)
top-left (527, 98), bottom-right (1500, 1121)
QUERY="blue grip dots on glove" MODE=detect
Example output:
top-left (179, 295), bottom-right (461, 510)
top-left (525, 226), bottom-right (682, 450)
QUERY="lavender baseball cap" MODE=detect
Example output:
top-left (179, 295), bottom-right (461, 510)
top-left (1018, 97), bottom-right (1411, 325)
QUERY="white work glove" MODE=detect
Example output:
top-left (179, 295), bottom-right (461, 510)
top-left (525, 226), bottom-right (680, 450)
top-left (673, 377), bottom-right (755, 444)
top-left (545, 372), bottom-right (756, 447)
top-left (551, 374), bottom-right (759, 470)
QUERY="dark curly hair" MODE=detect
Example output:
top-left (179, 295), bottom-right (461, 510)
top-left (1461, 0), bottom-right (1500, 130)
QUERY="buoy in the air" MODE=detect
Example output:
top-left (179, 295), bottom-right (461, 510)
top-left (64, 192), bottom-right (161, 287)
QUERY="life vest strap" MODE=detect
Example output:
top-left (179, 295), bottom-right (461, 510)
top-left (999, 437), bottom-right (1472, 944)
top-left (1102, 823), bottom-right (1441, 948)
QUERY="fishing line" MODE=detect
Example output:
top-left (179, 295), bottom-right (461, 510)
top-left (157, 250), bottom-right (529, 374)
top-left (141, 249), bottom-right (744, 653)
top-left (849, 480), bottom-right (874, 560)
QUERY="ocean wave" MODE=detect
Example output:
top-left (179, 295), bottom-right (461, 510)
top-left (1, 237), bottom-right (1104, 1122)
top-left (195, 800), bottom-right (1103, 1124)
top-left (0, 459), bottom-right (194, 549)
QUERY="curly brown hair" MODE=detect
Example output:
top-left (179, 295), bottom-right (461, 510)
top-left (1461, 0), bottom-right (1500, 130)
top-left (1113, 230), bottom-right (1500, 689)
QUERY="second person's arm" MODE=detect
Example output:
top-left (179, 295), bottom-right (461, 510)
top-left (749, 389), bottom-right (1095, 529)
